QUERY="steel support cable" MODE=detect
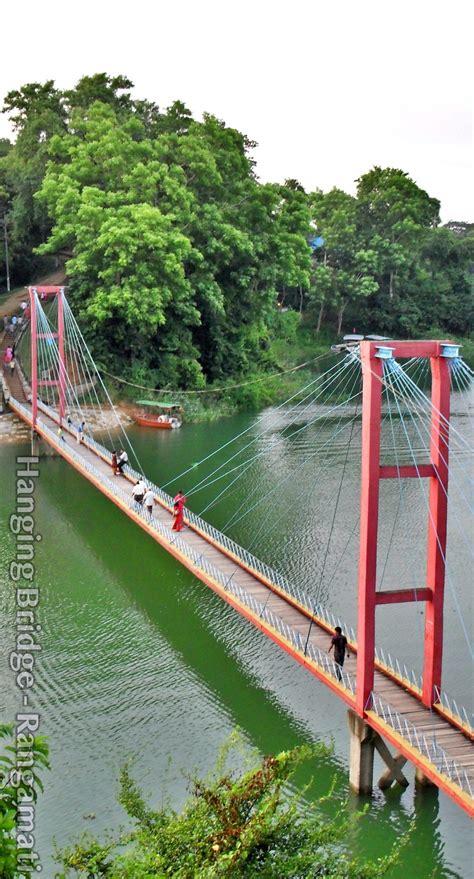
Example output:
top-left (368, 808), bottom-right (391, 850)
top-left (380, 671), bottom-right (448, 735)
top-left (195, 372), bottom-right (365, 613)
top-left (350, 352), bottom-right (474, 561)
top-left (377, 384), bottom-right (406, 593)
top-left (62, 296), bottom-right (145, 474)
top-left (220, 363), bottom-right (364, 551)
top-left (33, 300), bottom-right (49, 406)
top-left (303, 395), bottom-right (360, 654)
top-left (193, 372), bottom-right (362, 524)
top-left (387, 363), bottom-right (474, 661)
top-left (35, 302), bottom-right (91, 430)
top-left (396, 363), bottom-right (473, 454)
top-left (185, 356), bottom-right (355, 498)
top-left (392, 363), bottom-right (474, 522)
top-left (386, 364), bottom-right (473, 740)
top-left (169, 356), bottom-right (353, 494)
top-left (352, 352), bottom-right (473, 492)
top-left (314, 376), bottom-right (407, 592)
top-left (250, 390), bottom-right (362, 584)
top-left (62, 296), bottom-right (136, 458)
top-left (380, 377), bottom-right (426, 683)
top-left (35, 302), bottom-right (56, 411)
top-left (217, 370), bottom-right (364, 531)
top-left (187, 357), bottom-right (359, 500)
top-left (388, 362), bottom-right (473, 488)
top-left (351, 349), bottom-right (473, 460)
top-left (219, 360), bottom-right (363, 535)
top-left (36, 300), bottom-right (81, 418)
top-left (388, 369), bottom-right (474, 563)
top-left (397, 364), bottom-right (474, 464)
top-left (63, 304), bottom-right (117, 451)
top-left (64, 304), bottom-right (112, 428)
top-left (98, 349), bottom-right (335, 395)
top-left (389, 365), bottom-right (473, 501)
top-left (451, 361), bottom-right (474, 425)
top-left (161, 356), bottom-right (351, 490)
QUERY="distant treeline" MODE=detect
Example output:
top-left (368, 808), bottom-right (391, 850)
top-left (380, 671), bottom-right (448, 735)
top-left (0, 73), bottom-right (472, 389)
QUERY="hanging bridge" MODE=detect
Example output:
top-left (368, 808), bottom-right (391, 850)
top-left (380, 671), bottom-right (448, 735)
top-left (1, 286), bottom-right (473, 816)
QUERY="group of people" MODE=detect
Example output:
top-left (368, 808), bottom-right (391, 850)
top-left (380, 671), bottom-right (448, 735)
top-left (110, 449), bottom-right (186, 531)
top-left (111, 449), bottom-right (129, 476)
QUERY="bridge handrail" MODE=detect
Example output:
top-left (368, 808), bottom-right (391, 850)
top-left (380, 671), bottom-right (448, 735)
top-left (434, 686), bottom-right (474, 734)
top-left (370, 691), bottom-right (472, 797)
top-left (13, 398), bottom-right (474, 734)
top-left (15, 397), bottom-right (360, 700)
top-left (374, 646), bottom-right (423, 692)
top-left (117, 452), bottom-right (358, 641)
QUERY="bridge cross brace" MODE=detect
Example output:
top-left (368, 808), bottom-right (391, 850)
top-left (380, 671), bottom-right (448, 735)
top-left (347, 710), bottom-right (410, 794)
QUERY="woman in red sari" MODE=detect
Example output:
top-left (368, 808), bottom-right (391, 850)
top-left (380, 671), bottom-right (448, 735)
top-left (172, 491), bottom-right (187, 531)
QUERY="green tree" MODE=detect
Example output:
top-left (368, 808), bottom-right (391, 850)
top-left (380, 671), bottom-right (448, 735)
top-left (34, 93), bottom-right (313, 386)
top-left (1, 80), bottom-right (67, 281)
top-left (355, 167), bottom-right (440, 328)
top-left (0, 723), bottom-right (49, 879)
top-left (57, 743), bottom-right (399, 878)
top-left (308, 188), bottom-right (378, 334)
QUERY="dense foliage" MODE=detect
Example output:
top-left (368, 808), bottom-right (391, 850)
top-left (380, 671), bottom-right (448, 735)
top-left (1, 73), bottom-right (472, 390)
top-left (56, 742), bottom-right (399, 878)
top-left (0, 723), bottom-right (49, 879)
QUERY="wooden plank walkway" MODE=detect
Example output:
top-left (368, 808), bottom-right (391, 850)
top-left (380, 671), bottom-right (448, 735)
top-left (2, 353), bottom-right (473, 816)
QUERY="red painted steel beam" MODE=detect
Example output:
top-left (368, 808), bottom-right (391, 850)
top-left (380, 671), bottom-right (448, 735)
top-left (375, 588), bottom-right (432, 605)
top-left (57, 288), bottom-right (66, 422)
top-left (422, 355), bottom-right (451, 705)
top-left (356, 346), bottom-right (383, 714)
top-left (31, 286), bottom-right (65, 294)
top-left (29, 287), bottom-right (38, 429)
top-left (367, 340), bottom-right (453, 359)
top-left (379, 465), bottom-right (434, 479)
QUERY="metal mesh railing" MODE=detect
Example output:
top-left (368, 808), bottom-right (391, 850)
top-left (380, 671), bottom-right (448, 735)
top-left (11, 398), bottom-right (473, 738)
top-left (374, 646), bottom-right (423, 692)
top-left (434, 686), bottom-right (474, 734)
top-left (370, 691), bottom-right (472, 797)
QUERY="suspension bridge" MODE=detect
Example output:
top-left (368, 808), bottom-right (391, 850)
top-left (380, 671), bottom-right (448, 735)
top-left (1, 286), bottom-right (473, 816)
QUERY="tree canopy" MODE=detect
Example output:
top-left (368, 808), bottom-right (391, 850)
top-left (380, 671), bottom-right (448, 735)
top-left (1, 73), bottom-right (472, 389)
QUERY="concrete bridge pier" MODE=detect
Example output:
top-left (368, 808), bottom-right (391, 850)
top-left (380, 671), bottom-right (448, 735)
top-left (348, 710), bottom-right (409, 795)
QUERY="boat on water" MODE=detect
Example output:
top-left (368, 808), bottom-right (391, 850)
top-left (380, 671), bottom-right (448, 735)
top-left (132, 400), bottom-right (183, 429)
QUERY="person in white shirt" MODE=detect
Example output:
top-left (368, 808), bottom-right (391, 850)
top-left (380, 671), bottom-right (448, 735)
top-left (143, 488), bottom-right (155, 517)
top-left (117, 450), bottom-right (128, 474)
top-left (132, 479), bottom-right (146, 507)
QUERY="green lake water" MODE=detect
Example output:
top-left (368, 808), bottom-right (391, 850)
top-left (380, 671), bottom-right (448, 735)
top-left (0, 401), bottom-right (472, 877)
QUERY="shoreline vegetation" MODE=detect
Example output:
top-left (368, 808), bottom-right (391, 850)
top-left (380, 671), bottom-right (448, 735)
top-left (0, 73), bottom-right (472, 420)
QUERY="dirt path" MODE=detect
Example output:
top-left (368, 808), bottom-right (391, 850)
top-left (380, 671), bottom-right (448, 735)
top-left (0, 266), bottom-right (66, 318)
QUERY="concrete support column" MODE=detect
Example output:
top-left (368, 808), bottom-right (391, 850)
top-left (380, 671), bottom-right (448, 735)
top-left (415, 766), bottom-right (437, 787)
top-left (31, 429), bottom-right (40, 458)
top-left (348, 710), bottom-right (376, 794)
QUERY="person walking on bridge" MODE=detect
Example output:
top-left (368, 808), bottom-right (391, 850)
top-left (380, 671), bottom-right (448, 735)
top-left (132, 479), bottom-right (146, 510)
top-left (328, 626), bottom-right (348, 681)
top-left (143, 487), bottom-right (156, 517)
top-left (117, 449), bottom-right (128, 475)
top-left (3, 346), bottom-right (13, 367)
top-left (172, 491), bottom-right (186, 532)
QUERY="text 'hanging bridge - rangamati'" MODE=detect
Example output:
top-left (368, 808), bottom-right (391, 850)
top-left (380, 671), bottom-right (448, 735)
top-left (1, 286), bottom-right (473, 816)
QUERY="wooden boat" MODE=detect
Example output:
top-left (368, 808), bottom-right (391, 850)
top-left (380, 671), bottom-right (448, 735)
top-left (132, 400), bottom-right (183, 429)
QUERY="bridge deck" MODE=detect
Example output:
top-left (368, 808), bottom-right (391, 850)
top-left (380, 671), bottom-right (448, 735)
top-left (1, 350), bottom-right (473, 816)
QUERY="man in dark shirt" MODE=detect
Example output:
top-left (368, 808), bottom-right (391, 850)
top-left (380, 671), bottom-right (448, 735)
top-left (328, 626), bottom-right (348, 681)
